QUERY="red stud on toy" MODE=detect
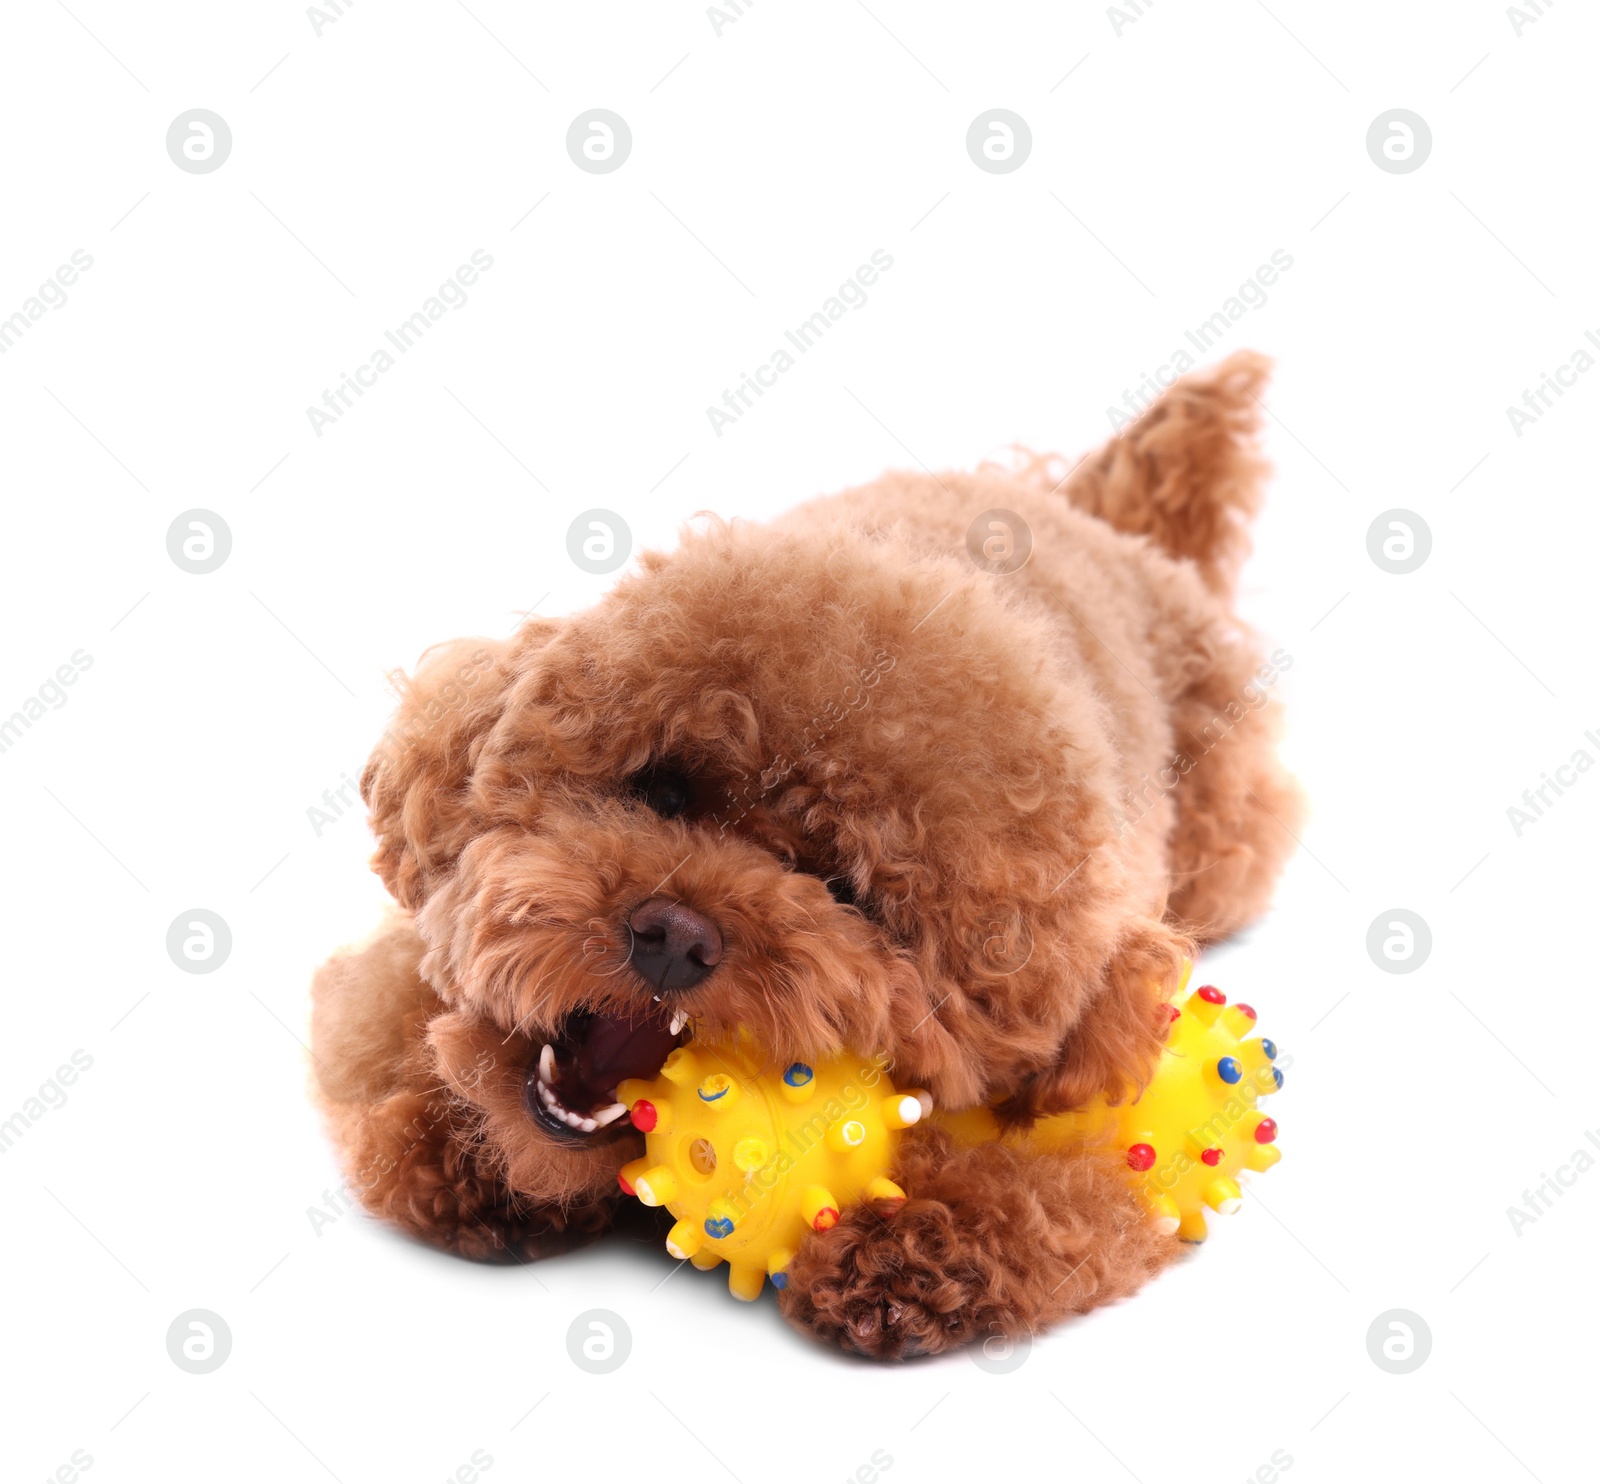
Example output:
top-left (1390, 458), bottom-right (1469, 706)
top-left (629, 1099), bottom-right (658, 1133)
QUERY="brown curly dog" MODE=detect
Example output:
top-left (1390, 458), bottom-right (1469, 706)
top-left (310, 351), bottom-right (1300, 1359)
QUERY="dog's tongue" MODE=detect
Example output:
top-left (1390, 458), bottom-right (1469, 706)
top-left (571, 1008), bottom-right (681, 1100)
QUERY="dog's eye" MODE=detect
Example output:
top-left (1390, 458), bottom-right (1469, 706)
top-left (629, 766), bottom-right (692, 819)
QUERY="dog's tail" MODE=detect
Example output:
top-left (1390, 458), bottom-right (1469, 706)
top-left (1020, 351), bottom-right (1272, 595)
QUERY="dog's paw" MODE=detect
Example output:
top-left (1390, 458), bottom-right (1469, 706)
top-left (777, 1196), bottom-right (1015, 1360)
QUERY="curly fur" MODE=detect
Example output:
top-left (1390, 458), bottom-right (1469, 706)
top-left (309, 352), bottom-right (1300, 1357)
top-left (779, 1126), bottom-right (1174, 1358)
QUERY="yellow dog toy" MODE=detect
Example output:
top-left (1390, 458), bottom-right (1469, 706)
top-left (619, 972), bottom-right (1282, 1297)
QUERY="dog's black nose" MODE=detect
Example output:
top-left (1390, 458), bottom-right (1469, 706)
top-left (626, 898), bottom-right (723, 991)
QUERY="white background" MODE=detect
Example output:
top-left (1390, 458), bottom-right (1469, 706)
top-left (3, 2), bottom-right (1595, 1481)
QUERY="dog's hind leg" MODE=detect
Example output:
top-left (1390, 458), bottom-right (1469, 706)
top-left (1158, 626), bottom-right (1303, 942)
top-left (1053, 350), bottom-right (1301, 940)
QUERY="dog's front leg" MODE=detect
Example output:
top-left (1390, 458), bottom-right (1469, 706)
top-left (777, 1125), bottom-right (1178, 1359)
top-left (312, 913), bottom-right (621, 1262)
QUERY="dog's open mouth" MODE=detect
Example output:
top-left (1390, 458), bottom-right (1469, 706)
top-left (523, 1000), bottom-right (689, 1142)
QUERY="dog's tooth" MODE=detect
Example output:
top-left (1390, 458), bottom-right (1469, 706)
top-left (538, 1082), bottom-right (557, 1108)
top-left (592, 1102), bottom-right (629, 1127)
top-left (579, 1117), bottom-right (597, 1132)
top-left (669, 1009), bottom-right (686, 1036)
top-left (539, 1043), bottom-right (557, 1084)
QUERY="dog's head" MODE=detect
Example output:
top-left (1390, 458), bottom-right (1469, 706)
top-left (364, 511), bottom-right (1185, 1206)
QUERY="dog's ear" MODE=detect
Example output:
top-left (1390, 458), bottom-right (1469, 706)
top-left (994, 918), bottom-right (1191, 1125)
top-left (362, 628), bottom-right (539, 909)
